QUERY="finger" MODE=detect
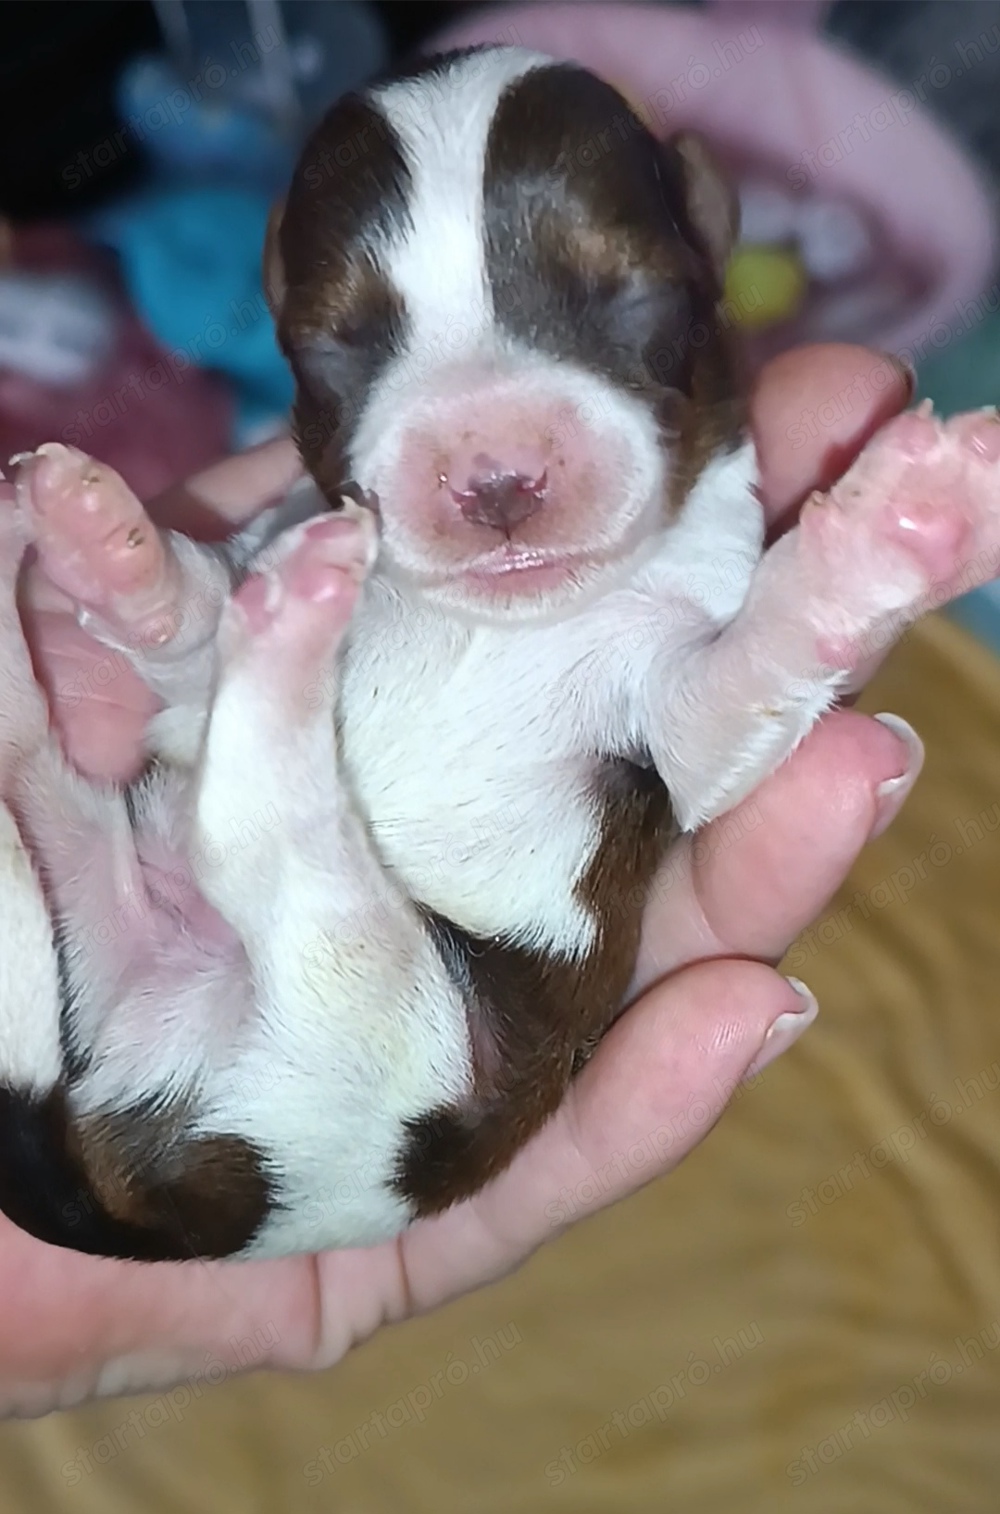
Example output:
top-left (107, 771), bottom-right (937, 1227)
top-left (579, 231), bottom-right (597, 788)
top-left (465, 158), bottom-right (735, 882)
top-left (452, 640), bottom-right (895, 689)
top-left (37, 618), bottom-right (159, 783)
top-left (634, 708), bottom-right (923, 987)
top-left (0, 1210), bottom-right (310, 1415)
top-left (396, 960), bottom-right (811, 1306)
top-left (751, 344), bottom-right (913, 528)
top-left (146, 437), bottom-right (302, 538)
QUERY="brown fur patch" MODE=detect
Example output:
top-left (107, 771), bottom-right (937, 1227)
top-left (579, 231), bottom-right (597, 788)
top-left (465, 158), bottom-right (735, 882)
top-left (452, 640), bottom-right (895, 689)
top-left (270, 94), bottom-right (410, 508)
top-left (395, 759), bottom-right (675, 1214)
top-left (70, 1104), bottom-right (273, 1260)
top-left (0, 1080), bottom-right (273, 1262)
top-left (480, 63), bottom-right (746, 517)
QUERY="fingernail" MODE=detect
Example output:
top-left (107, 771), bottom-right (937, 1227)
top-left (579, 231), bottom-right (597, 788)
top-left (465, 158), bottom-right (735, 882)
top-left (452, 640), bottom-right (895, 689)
top-left (7, 451), bottom-right (36, 470)
top-left (870, 712), bottom-right (924, 838)
top-left (749, 979), bottom-right (818, 1075)
top-left (878, 351), bottom-right (916, 405)
top-left (746, 978), bottom-right (818, 1077)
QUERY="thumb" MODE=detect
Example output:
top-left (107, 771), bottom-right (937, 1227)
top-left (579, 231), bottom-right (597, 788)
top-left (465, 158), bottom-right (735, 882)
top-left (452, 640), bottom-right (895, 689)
top-left (404, 960), bottom-right (816, 1305)
top-left (523, 959), bottom-right (815, 1232)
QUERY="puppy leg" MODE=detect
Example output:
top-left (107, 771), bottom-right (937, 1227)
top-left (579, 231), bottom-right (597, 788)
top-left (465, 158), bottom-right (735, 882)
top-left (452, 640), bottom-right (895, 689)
top-left (177, 509), bottom-right (470, 1253)
top-left (647, 407), bottom-right (1000, 829)
top-left (0, 485), bottom-right (60, 1082)
top-left (0, 792), bottom-right (75, 1256)
top-left (0, 491), bottom-right (79, 1230)
top-left (0, 478), bottom-right (155, 1085)
top-left (0, 484), bottom-right (49, 769)
top-left (190, 506), bottom-right (436, 957)
top-left (14, 443), bottom-right (327, 766)
top-left (190, 507), bottom-right (381, 931)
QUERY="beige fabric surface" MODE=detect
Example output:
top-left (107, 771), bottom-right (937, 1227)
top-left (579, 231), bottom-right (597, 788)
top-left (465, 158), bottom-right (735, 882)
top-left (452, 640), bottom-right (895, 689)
top-left (2, 611), bottom-right (1000, 1512)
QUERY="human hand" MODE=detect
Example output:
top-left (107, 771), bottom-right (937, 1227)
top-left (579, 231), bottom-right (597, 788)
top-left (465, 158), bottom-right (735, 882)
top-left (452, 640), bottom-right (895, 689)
top-left (0, 344), bottom-right (920, 1417)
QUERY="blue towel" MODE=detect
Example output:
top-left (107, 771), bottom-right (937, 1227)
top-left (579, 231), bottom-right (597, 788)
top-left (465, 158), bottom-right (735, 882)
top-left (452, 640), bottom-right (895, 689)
top-left (88, 184), bottom-right (294, 442)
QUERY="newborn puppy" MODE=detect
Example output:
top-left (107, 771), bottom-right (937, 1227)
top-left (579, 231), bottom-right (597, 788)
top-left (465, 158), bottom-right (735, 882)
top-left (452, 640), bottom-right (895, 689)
top-left (1, 47), bottom-right (999, 1262)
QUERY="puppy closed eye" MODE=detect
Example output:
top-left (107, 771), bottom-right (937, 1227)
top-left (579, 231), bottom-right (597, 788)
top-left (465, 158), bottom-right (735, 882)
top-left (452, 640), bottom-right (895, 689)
top-left (291, 277), bottom-right (405, 400)
top-left (292, 332), bottom-right (372, 402)
top-left (593, 278), bottom-right (692, 385)
top-left (603, 278), bottom-right (688, 345)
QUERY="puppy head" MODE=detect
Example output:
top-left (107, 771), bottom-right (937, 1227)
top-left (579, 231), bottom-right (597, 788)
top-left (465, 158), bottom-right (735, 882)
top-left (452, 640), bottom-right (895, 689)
top-left (269, 47), bottom-right (744, 619)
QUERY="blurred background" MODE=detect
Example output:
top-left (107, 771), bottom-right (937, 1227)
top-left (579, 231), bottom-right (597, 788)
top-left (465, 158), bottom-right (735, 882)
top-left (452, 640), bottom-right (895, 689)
top-left (2, 2), bottom-right (1000, 1510)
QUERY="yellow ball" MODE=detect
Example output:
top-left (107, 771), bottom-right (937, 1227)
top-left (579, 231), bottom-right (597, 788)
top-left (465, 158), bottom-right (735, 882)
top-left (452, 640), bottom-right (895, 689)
top-left (725, 245), bottom-right (808, 330)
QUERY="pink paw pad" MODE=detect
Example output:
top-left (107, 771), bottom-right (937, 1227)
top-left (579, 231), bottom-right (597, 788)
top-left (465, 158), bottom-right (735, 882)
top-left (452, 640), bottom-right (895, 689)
top-left (293, 517), bottom-right (373, 594)
top-left (881, 499), bottom-right (972, 587)
top-left (229, 512), bottom-right (374, 645)
top-left (820, 406), bottom-right (990, 599)
top-left (872, 410), bottom-right (1000, 593)
top-left (12, 442), bottom-right (170, 615)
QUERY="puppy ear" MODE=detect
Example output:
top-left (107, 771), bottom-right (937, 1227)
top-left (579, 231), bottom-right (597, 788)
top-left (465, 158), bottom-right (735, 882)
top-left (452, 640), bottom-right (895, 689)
top-left (263, 198), bottom-right (287, 317)
top-left (668, 131), bottom-right (739, 284)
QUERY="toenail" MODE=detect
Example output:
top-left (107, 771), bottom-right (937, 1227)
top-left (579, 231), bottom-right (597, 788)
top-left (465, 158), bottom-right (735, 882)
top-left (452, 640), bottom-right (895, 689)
top-left (340, 482), bottom-right (380, 515)
top-left (8, 451), bottom-right (36, 470)
top-left (877, 351), bottom-right (916, 406)
top-left (143, 619), bottom-right (173, 647)
top-left (870, 712), bottom-right (924, 838)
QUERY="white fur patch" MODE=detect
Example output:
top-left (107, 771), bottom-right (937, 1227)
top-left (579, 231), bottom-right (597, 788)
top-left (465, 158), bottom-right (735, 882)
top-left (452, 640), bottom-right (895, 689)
top-left (372, 49), bottom-right (549, 357)
top-left (644, 440), bottom-right (764, 623)
top-left (0, 802), bottom-right (62, 1089)
top-left (340, 583), bottom-right (603, 963)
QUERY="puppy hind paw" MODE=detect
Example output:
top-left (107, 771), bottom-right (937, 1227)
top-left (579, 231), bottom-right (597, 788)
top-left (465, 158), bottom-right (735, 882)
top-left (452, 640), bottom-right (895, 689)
top-left (220, 510), bottom-right (376, 681)
top-left (10, 443), bottom-right (180, 642)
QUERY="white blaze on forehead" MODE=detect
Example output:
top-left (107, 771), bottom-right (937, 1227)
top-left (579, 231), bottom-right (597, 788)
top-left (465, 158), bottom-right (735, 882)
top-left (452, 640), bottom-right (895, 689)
top-left (348, 45), bottom-right (669, 582)
top-left (371, 48), bottom-right (552, 352)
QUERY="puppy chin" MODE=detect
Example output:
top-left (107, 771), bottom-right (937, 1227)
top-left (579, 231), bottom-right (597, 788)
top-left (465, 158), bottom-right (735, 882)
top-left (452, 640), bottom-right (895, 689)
top-left (379, 528), bottom-right (658, 624)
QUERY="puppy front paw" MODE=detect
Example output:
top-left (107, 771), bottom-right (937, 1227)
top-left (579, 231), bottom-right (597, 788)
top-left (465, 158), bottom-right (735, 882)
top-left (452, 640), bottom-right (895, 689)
top-left (794, 403), bottom-right (1000, 669)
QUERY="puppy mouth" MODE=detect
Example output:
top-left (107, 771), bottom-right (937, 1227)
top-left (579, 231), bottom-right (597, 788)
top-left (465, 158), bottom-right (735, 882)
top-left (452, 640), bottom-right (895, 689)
top-left (459, 533), bottom-right (600, 579)
top-left (383, 541), bottom-right (587, 598)
top-left (389, 521), bottom-right (654, 601)
top-left (460, 547), bottom-right (584, 594)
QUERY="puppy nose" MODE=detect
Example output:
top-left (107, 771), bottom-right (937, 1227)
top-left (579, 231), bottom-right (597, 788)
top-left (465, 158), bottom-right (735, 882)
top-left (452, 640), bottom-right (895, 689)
top-left (448, 455), bottom-right (548, 533)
